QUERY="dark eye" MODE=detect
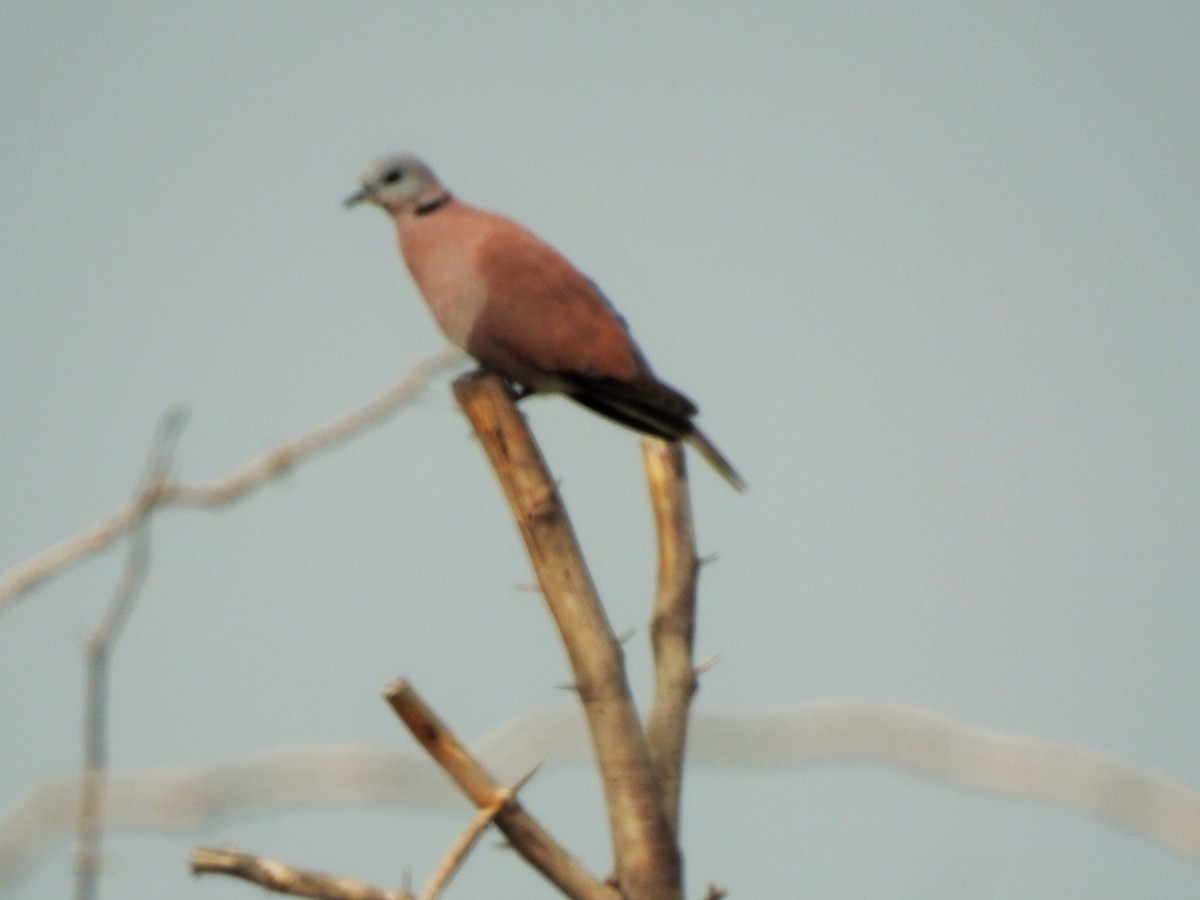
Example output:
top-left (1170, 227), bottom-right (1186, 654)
top-left (381, 167), bottom-right (403, 184)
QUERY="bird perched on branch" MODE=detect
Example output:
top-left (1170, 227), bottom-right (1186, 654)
top-left (345, 154), bottom-right (745, 491)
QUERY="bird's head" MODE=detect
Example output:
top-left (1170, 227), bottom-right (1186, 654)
top-left (344, 153), bottom-right (450, 215)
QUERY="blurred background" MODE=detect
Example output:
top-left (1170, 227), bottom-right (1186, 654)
top-left (2, 4), bottom-right (1198, 897)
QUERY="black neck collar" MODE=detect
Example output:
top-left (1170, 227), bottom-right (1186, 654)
top-left (415, 192), bottom-right (453, 216)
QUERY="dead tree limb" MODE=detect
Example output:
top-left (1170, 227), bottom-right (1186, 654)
top-left (190, 764), bottom-right (535, 900)
top-left (452, 371), bottom-right (682, 900)
top-left (416, 768), bottom-right (530, 900)
top-left (9, 704), bottom-right (1200, 893)
top-left (190, 847), bottom-right (410, 900)
top-left (0, 348), bottom-right (461, 614)
top-left (385, 680), bottom-right (615, 900)
top-left (76, 409), bottom-right (186, 900)
top-left (641, 438), bottom-right (701, 837)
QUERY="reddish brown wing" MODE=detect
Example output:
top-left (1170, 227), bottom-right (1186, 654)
top-left (466, 213), bottom-right (701, 440)
top-left (467, 218), bottom-right (645, 382)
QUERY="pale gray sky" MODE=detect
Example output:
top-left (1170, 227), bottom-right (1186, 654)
top-left (2, 4), bottom-right (1198, 897)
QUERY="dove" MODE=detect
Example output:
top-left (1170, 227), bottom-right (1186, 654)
top-left (346, 154), bottom-right (744, 491)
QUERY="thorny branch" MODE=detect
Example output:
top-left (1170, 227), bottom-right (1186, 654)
top-left (642, 438), bottom-right (702, 837)
top-left (416, 766), bottom-right (538, 900)
top-left (453, 371), bottom-right (682, 900)
top-left (386, 680), bottom-right (616, 900)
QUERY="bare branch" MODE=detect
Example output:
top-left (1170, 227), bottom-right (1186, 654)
top-left (8, 703), bottom-right (1200, 894)
top-left (418, 767), bottom-right (538, 900)
top-left (385, 680), bottom-right (617, 900)
top-left (76, 409), bottom-right (186, 900)
top-left (692, 701), bottom-right (1200, 848)
top-left (189, 767), bottom-right (532, 900)
top-left (641, 437), bottom-right (701, 837)
top-left (0, 348), bottom-right (462, 613)
top-left (190, 847), bottom-right (411, 900)
top-left (453, 371), bottom-right (681, 899)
